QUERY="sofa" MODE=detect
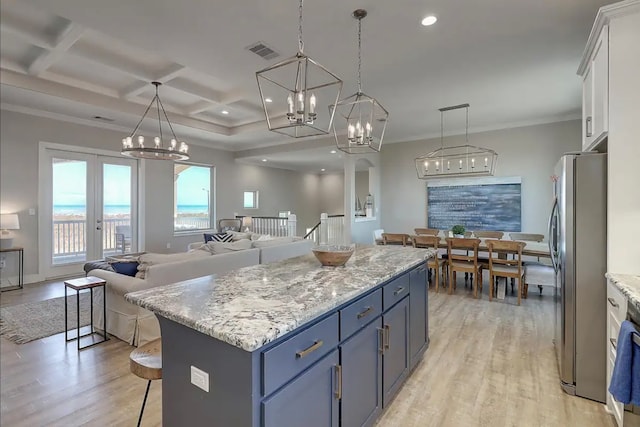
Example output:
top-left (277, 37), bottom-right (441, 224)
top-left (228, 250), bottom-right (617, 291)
top-left (89, 236), bottom-right (313, 347)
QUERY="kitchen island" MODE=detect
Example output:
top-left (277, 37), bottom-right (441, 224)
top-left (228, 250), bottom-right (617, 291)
top-left (126, 244), bottom-right (436, 427)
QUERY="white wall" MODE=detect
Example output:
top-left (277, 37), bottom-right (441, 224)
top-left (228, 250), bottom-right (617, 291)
top-left (380, 120), bottom-right (581, 236)
top-left (317, 173), bottom-right (344, 215)
top-left (0, 110), bottom-right (322, 280)
top-left (355, 171), bottom-right (369, 208)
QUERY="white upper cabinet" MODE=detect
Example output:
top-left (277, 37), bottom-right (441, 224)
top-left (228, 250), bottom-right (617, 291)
top-left (581, 25), bottom-right (609, 151)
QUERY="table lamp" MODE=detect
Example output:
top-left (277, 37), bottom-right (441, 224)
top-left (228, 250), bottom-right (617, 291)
top-left (0, 213), bottom-right (20, 249)
top-left (241, 216), bottom-right (253, 232)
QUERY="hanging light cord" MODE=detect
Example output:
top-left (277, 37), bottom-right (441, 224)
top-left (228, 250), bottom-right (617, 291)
top-left (128, 83), bottom-right (178, 142)
top-left (298, 0), bottom-right (304, 53)
top-left (440, 110), bottom-right (444, 150)
top-left (357, 16), bottom-right (362, 93)
top-left (465, 105), bottom-right (469, 143)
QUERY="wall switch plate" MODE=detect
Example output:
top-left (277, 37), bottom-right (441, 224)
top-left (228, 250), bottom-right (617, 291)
top-left (166, 243), bottom-right (171, 249)
top-left (190, 366), bottom-right (209, 392)
top-left (28, 208), bottom-right (36, 215)
top-left (0, 258), bottom-right (5, 269)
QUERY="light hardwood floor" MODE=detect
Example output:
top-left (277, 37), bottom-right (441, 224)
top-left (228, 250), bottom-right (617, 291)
top-left (0, 278), bottom-right (615, 427)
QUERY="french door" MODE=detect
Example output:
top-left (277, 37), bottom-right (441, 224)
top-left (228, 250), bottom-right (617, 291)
top-left (42, 148), bottom-right (138, 278)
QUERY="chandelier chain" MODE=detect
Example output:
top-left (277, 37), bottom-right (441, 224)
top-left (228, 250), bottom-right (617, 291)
top-left (129, 95), bottom-right (155, 138)
top-left (465, 105), bottom-right (469, 143)
top-left (298, 0), bottom-right (304, 53)
top-left (357, 17), bottom-right (362, 92)
top-left (156, 85), bottom-right (163, 143)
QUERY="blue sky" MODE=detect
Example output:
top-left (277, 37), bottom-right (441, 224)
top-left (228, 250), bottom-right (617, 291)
top-left (53, 161), bottom-right (209, 206)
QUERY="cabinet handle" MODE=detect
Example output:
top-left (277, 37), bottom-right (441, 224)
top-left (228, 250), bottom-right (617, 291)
top-left (296, 340), bottom-right (323, 359)
top-left (377, 328), bottom-right (385, 354)
top-left (393, 286), bottom-right (406, 296)
top-left (586, 116), bottom-right (593, 137)
top-left (334, 364), bottom-right (342, 399)
top-left (607, 297), bottom-right (619, 308)
top-left (610, 338), bottom-right (617, 350)
top-left (384, 324), bottom-right (391, 350)
top-left (357, 306), bottom-right (373, 319)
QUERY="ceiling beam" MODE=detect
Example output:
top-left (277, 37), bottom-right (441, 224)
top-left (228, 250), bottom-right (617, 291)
top-left (28, 23), bottom-right (84, 76)
top-left (0, 69), bottom-right (232, 136)
top-left (0, 17), bottom-right (52, 50)
top-left (155, 63), bottom-right (185, 82)
top-left (187, 100), bottom-right (215, 115)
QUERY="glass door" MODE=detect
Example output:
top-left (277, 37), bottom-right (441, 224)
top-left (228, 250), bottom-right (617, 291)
top-left (43, 149), bottom-right (137, 278)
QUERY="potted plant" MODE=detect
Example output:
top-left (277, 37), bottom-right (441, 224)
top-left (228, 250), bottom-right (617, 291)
top-left (451, 224), bottom-right (466, 238)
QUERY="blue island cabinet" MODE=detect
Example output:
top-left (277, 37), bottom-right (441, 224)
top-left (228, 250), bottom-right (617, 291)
top-left (156, 264), bottom-right (429, 427)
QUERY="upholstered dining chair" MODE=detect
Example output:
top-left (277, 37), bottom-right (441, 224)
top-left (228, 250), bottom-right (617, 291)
top-left (115, 225), bottom-right (132, 254)
top-left (382, 233), bottom-right (410, 246)
top-left (509, 232), bottom-right (546, 294)
top-left (414, 228), bottom-right (440, 236)
top-left (217, 218), bottom-right (242, 233)
top-left (411, 235), bottom-right (442, 292)
top-left (445, 237), bottom-right (482, 297)
top-left (485, 239), bottom-right (526, 305)
top-left (473, 231), bottom-right (504, 239)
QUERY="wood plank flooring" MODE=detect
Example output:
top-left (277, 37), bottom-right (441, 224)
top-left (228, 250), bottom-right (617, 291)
top-left (0, 278), bottom-right (615, 427)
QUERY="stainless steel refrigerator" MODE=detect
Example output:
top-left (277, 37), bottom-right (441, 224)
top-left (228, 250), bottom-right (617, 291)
top-left (549, 152), bottom-right (607, 403)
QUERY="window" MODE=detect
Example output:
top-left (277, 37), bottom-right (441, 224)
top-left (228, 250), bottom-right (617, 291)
top-left (174, 163), bottom-right (212, 232)
top-left (243, 191), bottom-right (259, 209)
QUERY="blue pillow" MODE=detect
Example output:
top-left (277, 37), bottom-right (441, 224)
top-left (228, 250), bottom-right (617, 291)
top-left (204, 232), bottom-right (233, 243)
top-left (111, 261), bottom-right (139, 277)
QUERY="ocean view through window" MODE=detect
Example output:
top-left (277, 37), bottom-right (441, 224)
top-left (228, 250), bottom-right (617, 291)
top-left (174, 163), bottom-right (212, 231)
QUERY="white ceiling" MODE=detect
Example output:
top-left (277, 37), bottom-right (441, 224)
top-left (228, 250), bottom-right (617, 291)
top-left (0, 0), bottom-right (609, 171)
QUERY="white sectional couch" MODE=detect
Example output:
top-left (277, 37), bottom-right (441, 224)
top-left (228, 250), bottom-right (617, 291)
top-left (89, 237), bottom-right (313, 346)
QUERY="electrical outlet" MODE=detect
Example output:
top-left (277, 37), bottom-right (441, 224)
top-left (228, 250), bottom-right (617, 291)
top-left (0, 258), bottom-right (5, 269)
top-left (166, 242), bottom-right (171, 249)
top-left (190, 366), bottom-right (209, 392)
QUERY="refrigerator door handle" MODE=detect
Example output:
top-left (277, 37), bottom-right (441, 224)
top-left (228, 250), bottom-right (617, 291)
top-left (548, 197), bottom-right (559, 272)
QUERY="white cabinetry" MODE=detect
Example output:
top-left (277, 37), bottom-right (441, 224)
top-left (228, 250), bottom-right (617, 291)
top-left (581, 26), bottom-right (609, 151)
top-left (606, 280), bottom-right (627, 427)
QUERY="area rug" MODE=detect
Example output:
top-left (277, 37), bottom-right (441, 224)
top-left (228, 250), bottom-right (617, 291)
top-left (0, 293), bottom-right (92, 344)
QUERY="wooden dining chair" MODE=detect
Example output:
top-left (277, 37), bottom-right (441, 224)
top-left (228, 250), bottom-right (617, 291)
top-left (411, 235), bottom-right (442, 292)
top-left (485, 239), bottom-right (526, 305)
top-left (445, 238), bottom-right (482, 297)
top-left (414, 228), bottom-right (439, 236)
top-left (382, 233), bottom-right (410, 246)
top-left (473, 231), bottom-right (504, 239)
top-left (509, 233), bottom-right (544, 242)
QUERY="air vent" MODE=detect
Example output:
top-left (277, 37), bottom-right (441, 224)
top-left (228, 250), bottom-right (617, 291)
top-left (92, 115), bottom-right (115, 122)
top-left (246, 41), bottom-right (280, 60)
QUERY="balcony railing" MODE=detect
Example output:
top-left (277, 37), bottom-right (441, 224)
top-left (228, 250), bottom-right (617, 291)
top-left (52, 218), bottom-right (130, 262)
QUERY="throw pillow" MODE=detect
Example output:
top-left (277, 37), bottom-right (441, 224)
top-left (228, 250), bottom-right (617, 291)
top-left (202, 239), bottom-right (253, 255)
top-left (256, 234), bottom-right (272, 241)
top-left (204, 232), bottom-right (233, 243)
top-left (226, 230), bottom-right (253, 241)
top-left (110, 261), bottom-right (139, 277)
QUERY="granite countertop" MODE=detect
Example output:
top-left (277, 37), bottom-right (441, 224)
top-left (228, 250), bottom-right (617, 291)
top-left (606, 273), bottom-right (640, 311)
top-left (126, 245), bottom-right (436, 352)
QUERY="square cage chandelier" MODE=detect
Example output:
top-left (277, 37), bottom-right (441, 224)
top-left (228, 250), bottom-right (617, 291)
top-left (415, 104), bottom-right (497, 179)
top-left (256, 0), bottom-right (342, 138)
top-left (331, 9), bottom-right (389, 154)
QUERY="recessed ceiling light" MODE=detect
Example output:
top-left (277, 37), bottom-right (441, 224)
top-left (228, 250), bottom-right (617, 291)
top-left (265, 98), bottom-right (273, 103)
top-left (222, 110), bottom-right (230, 115)
top-left (421, 15), bottom-right (437, 26)
top-left (321, 168), bottom-right (326, 172)
top-left (262, 158), bottom-right (267, 162)
top-left (330, 150), bottom-right (337, 154)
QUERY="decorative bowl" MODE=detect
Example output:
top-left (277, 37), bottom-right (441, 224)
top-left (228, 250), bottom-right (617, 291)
top-left (312, 245), bottom-right (355, 267)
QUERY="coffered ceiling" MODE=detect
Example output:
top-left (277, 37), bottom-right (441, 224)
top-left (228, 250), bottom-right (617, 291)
top-left (0, 0), bottom-right (610, 170)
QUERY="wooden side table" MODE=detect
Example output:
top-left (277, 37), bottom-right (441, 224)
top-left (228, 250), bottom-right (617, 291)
top-left (0, 247), bottom-right (24, 291)
top-left (64, 276), bottom-right (108, 350)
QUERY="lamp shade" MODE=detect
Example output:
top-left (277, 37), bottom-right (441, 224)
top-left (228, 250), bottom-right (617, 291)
top-left (0, 214), bottom-right (19, 230)
top-left (241, 216), bottom-right (253, 229)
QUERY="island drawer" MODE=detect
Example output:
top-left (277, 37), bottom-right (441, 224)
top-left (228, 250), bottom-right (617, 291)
top-left (383, 272), bottom-right (410, 311)
top-left (262, 312), bottom-right (339, 397)
top-left (340, 289), bottom-right (382, 340)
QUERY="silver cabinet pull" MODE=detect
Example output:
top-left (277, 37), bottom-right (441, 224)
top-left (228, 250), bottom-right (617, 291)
top-left (357, 306), bottom-right (373, 319)
top-left (334, 364), bottom-right (342, 399)
top-left (384, 324), bottom-right (391, 350)
top-left (610, 338), bottom-right (617, 350)
top-left (393, 286), bottom-right (406, 296)
top-left (377, 328), bottom-right (385, 354)
top-left (296, 340), bottom-right (323, 358)
top-left (586, 116), bottom-right (593, 137)
top-left (607, 297), bottom-right (619, 308)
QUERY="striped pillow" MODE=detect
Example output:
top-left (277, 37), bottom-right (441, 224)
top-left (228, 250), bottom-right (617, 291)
top-left (204, 232), bottom-right (233, 243)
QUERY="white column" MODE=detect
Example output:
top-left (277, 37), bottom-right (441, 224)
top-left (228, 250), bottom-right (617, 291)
top-left (343, 157), bottom-right (355, 245)
top-left (287, 213), bottom-right (297, 237)
top-left (319, 213), bottom-right (328, 245)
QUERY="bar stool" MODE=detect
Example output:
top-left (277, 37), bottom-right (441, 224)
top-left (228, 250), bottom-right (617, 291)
top-left (130, 338), bottom-right (162, 427)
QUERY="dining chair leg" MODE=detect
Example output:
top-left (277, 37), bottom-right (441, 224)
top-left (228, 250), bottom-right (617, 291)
top-left (448, 266), bottom-right (453, 295)
top-left (517, 278), bottom-right (522, 306)
top-left (473, 270), bottom-right (478, 298)
top-left (435, 266), bottom-right (439, 293)
top-left (489, 273), bottom-right (493, 301)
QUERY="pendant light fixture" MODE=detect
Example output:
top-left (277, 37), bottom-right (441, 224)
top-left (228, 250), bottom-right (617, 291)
top-left (256, 0), bottom-right (343, 138)
top-left (415, 104), bottom-right (497, 179)
top-left (332, 9), bottom-right (389, 154)
top-left (121, 82), bottom-right (189, 160)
